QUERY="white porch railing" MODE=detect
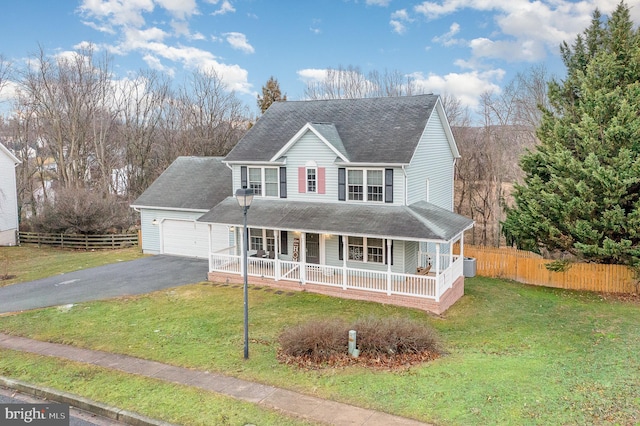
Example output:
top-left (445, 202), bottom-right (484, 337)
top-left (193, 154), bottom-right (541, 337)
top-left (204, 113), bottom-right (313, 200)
top-left (209, 252), bottom-right (462, 301)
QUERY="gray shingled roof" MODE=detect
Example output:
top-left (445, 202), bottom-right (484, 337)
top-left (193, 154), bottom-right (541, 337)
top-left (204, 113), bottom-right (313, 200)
top-left (131, 157), bottom-right (231, 210)
top-left (197, 198), bottom-right (474, 243)
top-left (224, 95), bottom-right (439, 164)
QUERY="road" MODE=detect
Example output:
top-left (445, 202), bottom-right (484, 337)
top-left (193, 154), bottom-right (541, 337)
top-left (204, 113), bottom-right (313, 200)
top-left (0, 386), bottom-right (125, 425)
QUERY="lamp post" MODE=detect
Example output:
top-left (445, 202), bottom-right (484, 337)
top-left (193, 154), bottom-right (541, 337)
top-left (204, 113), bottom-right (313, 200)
top-left (235, 188), bottom-right (254, 359)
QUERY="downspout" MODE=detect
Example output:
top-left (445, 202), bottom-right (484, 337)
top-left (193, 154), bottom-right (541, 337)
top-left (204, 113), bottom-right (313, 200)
top-left (401, 165), bottom-right (408, 205)
top-left (451, 157), bottom-right (457, 211)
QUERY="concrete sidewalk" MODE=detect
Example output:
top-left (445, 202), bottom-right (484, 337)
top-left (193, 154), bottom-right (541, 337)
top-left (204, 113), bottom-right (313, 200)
top-left (0, 333), bottom-right (430, 426)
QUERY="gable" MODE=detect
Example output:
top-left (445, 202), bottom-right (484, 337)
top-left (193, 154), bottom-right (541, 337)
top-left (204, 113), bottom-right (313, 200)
top-left (224, 95), bottom-right (439, 164)
top-left (271, 122), bottom-right (349, 162)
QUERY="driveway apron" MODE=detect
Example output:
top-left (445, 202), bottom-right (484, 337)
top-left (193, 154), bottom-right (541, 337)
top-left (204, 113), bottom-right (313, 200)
top-left (0, 255), bottom-right (209, 314)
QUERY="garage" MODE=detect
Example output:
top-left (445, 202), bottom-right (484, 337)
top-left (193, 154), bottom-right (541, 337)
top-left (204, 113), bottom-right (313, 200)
top-left (161, 219), bottom-right (210, 258)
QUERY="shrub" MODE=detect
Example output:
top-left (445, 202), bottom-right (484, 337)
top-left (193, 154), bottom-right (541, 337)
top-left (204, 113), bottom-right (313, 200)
top-left (352, 316), bottom-right (441, 356)
top-left (278, 318), bottom-right (349, 362)
top-left (278, 316), bottom-right (441, 365)
top-left (27, 187), bottom-right (133, 234)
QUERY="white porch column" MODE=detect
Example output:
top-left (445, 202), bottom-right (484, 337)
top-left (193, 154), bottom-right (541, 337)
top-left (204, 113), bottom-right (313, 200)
top-left (386, 239), bottom-right (392, 295)
top-left (208, 224), bottom-right (213, 272)
top-left (300, 233), bottom-right (306, 284)
top-left (435, 243), bottom-right (441, 302)
top-left (460, 232), bottom-right (464, 258)
top-left (342, 236), bottom-right (348, 290)
top-left (274, 230), bottom-right (280, 281)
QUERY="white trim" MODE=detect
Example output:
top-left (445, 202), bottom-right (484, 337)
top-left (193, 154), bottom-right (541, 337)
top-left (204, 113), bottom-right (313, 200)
top-left (0, 143), bottom-right (21, 165)
top-left (130, 205), bottom-right (209, 213)
top-left (270, 122), bottom-right (350, 162)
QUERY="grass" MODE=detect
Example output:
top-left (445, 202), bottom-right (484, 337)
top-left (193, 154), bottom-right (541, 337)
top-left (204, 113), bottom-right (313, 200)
top-left (0, 247), bottom-right (639, 425)
top-left (0, 245), bottom-right (145, 287)
top-left (0, 349), bottom-right (318, 426)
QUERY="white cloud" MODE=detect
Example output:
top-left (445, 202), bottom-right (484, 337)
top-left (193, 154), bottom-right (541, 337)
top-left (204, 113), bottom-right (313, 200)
top-left (77, 0), bottom-right (253, 95)
top-left (77, 0), bottom-right (155, 29)
top-left (390, 9), bottom-right (412, 34)
top-left (209, 0), bottom-right (235, 16)
top-left (297, 68), bottom-right (328, 83)
top-left (411, 0), bottom-right (640, 64)
top-left (432, 22), bottom-right (463, 47)
top-left (154, 0), bottom-right (198, 20)
top-left (366, 0), bottom-right (391, 5)
top-left (408, 69), bottom-right (504, 108)
top-left (224, 32), bottom-right (255, 54)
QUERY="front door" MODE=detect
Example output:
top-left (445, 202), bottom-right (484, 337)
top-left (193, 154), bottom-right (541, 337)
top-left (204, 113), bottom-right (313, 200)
top-left (306, 233), bottom-right (320, 264)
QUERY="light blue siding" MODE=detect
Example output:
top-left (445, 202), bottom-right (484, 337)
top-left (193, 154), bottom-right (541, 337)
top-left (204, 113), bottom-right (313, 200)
top-left (285, 130), bottom-right (340, 202)
top-left (406, 107), bottom-right (455, 210)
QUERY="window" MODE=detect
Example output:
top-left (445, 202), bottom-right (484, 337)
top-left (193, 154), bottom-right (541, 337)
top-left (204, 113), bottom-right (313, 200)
top-left (266, 229), bottom-right (275, 252)
top-left (265, 168), bottom-right (278, 197)
top-left (247, 167), bottom-right (279, 197)
top-left (346, 236), bottom-right (384, 264)
top-left (348, 170), bottom-right (363, 201)
top-left (249, 228), bottom-right (263, 251)
top-left (367, 170), bottom-right (383, 202)
top-left (348, 236), bottom-right (363, 261)
top-left (307, 168), bottom-right (317, 193)
top-left (347, 169), bottom-right (386, 202)
top-left (248, 168), bottom-right (262, 196)
top-left (250, 228), bottom-right (277, 252)
top-left (367, 238), bottom-right (384, 263)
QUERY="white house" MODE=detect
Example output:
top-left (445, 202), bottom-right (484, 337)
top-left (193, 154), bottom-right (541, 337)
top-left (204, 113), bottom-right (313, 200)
top-left (0, 143), bottom-right (21, 246)
top-left (134, 95), bottom-right (474, 313)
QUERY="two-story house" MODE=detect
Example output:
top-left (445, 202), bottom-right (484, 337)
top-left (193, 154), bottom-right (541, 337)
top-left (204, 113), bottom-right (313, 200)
top-left (133, 95), bottom-right (474, 314)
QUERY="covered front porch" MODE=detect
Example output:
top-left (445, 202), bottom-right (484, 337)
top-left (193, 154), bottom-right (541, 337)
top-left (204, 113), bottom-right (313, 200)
top-left (199, 198), bottom-right (474, 314)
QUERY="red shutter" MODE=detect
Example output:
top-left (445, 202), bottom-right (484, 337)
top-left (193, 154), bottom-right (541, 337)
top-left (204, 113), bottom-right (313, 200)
top-left (298, 167), bottom-right (306, 193)
top-left (318, 167), bottom-right (326, 194)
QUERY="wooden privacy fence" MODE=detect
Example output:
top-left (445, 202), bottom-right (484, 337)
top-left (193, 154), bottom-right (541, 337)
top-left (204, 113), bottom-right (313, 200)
top-left (19, 232), bottom-right (139, 250)
top-left (459, 245), bottom-right (638, 294)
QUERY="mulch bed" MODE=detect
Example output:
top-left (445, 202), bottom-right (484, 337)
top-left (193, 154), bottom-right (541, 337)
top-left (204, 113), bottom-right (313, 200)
top-left (277, 349), bottom-right (441, 371)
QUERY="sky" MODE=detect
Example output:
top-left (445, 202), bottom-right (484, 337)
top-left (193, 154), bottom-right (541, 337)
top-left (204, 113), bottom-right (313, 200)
top-left (0, 0), bottom-right (638, 120)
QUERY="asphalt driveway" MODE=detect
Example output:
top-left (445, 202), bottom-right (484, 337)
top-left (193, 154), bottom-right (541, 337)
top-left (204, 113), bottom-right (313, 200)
top-left (0, 255), bottom-right (209, 314)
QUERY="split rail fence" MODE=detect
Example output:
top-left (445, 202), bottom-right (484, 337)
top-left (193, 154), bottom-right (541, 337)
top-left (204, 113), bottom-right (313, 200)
top-left (460, 244), bottom-right (638, 294)
top-left (19, 232), bottom-right (139, 250)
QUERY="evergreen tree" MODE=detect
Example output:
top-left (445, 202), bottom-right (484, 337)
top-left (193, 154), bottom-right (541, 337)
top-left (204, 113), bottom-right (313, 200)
top-left (257, 76), bottom-right (286, 114)
top-left (502, 2), bottom-right (640, 269)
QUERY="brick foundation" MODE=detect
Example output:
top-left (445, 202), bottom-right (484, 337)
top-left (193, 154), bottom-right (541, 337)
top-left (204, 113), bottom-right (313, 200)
top-left (207, 271), bottom-right (464, 315)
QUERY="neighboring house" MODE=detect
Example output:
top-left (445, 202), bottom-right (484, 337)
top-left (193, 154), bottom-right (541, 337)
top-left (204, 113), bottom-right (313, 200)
top-left (131, 157), bottom-right (232, 258)
top-left (0, 143), bottom-right (21, 246)
top-left (135, 95), bottom-right (474, 313)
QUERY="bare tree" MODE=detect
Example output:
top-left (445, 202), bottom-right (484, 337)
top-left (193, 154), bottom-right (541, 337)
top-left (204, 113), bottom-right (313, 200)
top-left (0, 54), bottom-right (11, 99)
top-left (20, 45), bottom-right (116, 190)
top-left (304, 65), bottom-right (418, 99)
top-left (178, 69), bottom-right (247, 157)
top-left (453, 65), bottom-right (547, 246)
top-left (117, 69), bottom-right (171, 198)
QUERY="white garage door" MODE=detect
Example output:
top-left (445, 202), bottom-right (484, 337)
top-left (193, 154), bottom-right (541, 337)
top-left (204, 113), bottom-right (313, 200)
top-left (162, 220), bottom-right (209, 258)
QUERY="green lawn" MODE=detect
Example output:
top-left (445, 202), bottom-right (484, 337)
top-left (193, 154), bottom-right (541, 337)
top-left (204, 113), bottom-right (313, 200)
top-left (0, 247), bottom-right (638, 425)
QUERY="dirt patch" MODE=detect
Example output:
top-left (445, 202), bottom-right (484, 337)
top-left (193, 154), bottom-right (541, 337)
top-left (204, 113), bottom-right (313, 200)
top-left (277, 349), bottom-right (441, 371)
top-left (0, 275), bottom-right (16, 281)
